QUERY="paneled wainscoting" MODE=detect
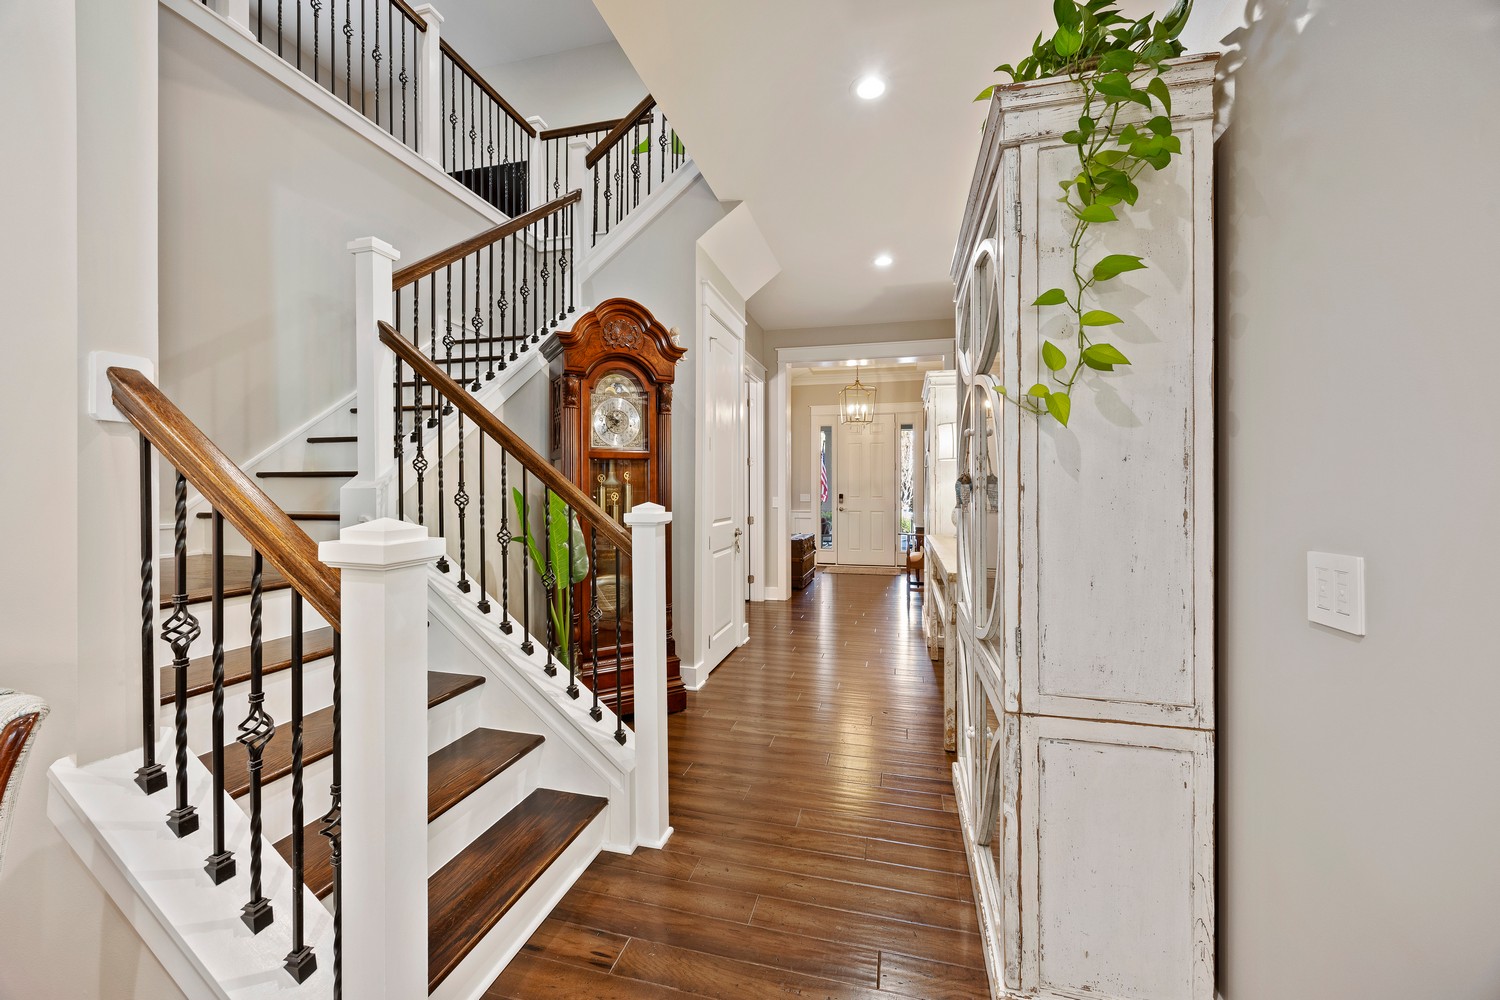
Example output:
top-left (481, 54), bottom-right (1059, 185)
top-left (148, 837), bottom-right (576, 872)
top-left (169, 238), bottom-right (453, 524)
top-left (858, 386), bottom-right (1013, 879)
top-left (493, 574), bottom-right (988, 998)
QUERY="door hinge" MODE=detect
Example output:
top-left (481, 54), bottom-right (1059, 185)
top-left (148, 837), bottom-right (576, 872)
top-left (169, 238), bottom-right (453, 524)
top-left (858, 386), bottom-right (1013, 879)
top-left (1014, 625), bottom-right (1022, 658)
top-left (748, 574), bottom-right (756, 584)
top-left (747, 515), bottom-right (755, 526)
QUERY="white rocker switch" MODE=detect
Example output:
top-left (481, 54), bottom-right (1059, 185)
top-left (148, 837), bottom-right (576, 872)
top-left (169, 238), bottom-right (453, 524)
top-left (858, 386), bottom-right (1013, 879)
top-left (1307, 552), bottom-right (1366, 636)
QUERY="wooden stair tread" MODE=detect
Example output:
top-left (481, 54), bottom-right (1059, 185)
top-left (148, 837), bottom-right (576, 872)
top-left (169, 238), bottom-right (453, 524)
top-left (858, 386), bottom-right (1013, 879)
top-left (255, 470), bottom-right (356, 478)
top-left (207, 671), bottom-right (486, 797)
top-left (195, 510), bottom-right (339, 521)
top-left (160, 627), bottom-right (336, 705)
top-left (275, 728), bottom-right (545, 899)
top-left (159, 555), bottom-right (289, 609)
top-left (428, 788), bottom-right (607, 991)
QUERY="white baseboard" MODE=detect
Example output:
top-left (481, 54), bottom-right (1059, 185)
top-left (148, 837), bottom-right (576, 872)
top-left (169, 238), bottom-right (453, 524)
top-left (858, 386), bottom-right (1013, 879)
top-left (679, 660), bottom-right (708, 690)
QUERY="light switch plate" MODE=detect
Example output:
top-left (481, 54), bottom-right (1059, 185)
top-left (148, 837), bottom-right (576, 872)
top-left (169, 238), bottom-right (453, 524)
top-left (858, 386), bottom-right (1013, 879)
top-left (1307, 551), bottom-right (1366, 635)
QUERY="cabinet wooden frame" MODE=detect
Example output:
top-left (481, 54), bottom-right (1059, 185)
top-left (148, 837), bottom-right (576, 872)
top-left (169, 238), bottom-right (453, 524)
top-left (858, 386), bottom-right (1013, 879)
top-left (551, 297), bottom-right (688, 716)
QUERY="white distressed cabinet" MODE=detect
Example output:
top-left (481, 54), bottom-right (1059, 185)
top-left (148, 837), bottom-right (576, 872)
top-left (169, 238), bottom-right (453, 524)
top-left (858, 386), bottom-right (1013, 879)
top-left (949, 55), bottom-right (1218, 1000)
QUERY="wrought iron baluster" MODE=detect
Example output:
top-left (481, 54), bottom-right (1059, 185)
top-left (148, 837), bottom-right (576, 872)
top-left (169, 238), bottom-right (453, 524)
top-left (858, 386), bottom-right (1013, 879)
top-left (632, 122), bottom-right (642, 210)
top-left (371, 0), bottom-right (382, 131)
top-left (239, 552), bottom-right (275, 933)
top-left (311, 0), bottom-right (322, 86)
top-left (359, 0), bottom-right (366, 115)
top-left (660, 114), bottom-right (669, 185)
top-left (509, 231), bottom-right (520, 361)
top-left (486, 242), bottom-right (497, 380)
top-left (135, 435), bottom-right (166, 794)
top-left (395, 353), bottom-right (405, 520)
top-left (436, 274), bottom-right (451, 573)
top-left (589, 529), bottom-right (602, 721)
top-left (412, 282), bottom-right (428, 527)
top-left (566, 502), bottom-right (579, 699)
top-left (206, 512), bottom-right (235, 882)
top-left (614, 544), bottom-right (626, 743)
top-left (478, 440), bottom-right (490, 613)
top-left (319, 634), bottom-right (343, 999)
top-left (560, 202), bottom-right (572, 318)
top-left (343, 0), bottom-right (352, 105)
top-left (468, 71), bottom-right (477, 195)
top-left (442, 264), bottom-right (455, 415)
top-left (400, 15), bottom-right (409, 146)
top-left (283, 593), bottom-right (316, 983)
top-left (498, 236), bottom-right (511, 368)
top-left (277, 0), bottom-right (283, 60)
top-left (455, 408), bottom-right (470, 592)
top-left (428, 273), bottom-right (439, 426)
top-left (164, 472), bottom-right (201, 838)
top-left (602, 153), bottom-right (612, 237)
top-left (519, 234), bottom-right (532, 350)
top-left (543, 490), bottom-right (557, 677)
top-left (295, 0), bottom-right (301, 71)
top-left (497, 450), bottom-right (512, 633)
top-left (540, 213), bottom-right (553, 335)
top-left (592, 165), bottom-right (599, 248)
top-left (470, 251), bottom-right (483, 390)
top-left (448, 58), bottom-right (458, 175)
top-left (519, 468), bottom-right (533, 655)
top-left (646, 115), bottom-right (653, 197)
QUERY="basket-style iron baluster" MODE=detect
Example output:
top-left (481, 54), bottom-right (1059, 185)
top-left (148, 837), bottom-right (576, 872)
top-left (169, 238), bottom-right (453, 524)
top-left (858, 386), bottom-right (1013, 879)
top-left (239, 552), bottom-right (275, 933)
top-left (164, 472), bottom-right (201, 838)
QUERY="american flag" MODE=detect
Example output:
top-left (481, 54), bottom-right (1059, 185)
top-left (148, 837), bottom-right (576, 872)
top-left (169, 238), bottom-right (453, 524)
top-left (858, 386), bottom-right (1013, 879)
top-left (819, 446), bottom-right (829, 503)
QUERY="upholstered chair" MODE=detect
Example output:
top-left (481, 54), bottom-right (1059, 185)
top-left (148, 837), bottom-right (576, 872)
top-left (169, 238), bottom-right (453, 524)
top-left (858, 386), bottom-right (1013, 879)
top-left (0, 689), bottom-right (50, 879)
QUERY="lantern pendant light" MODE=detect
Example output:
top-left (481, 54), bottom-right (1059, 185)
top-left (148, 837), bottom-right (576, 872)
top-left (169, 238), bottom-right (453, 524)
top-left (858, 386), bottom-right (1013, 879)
top-left (840, 362), bottom-right (876, 424)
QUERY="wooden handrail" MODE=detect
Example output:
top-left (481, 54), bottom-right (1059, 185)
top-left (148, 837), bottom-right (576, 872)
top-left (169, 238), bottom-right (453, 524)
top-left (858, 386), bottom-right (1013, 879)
top-left (585, 94), bottom-right (658, 169)
top-left (377, 322), bottom-right (634, 556)
top-left (107, 368), bottom-right (342, 629)
top-left (538, 113), bottom-right (654, 143)
top-left (391, 189), bottom-right (581, 289)
top-left (439, 40), bottom-right (535, 136)
top-left (390, 0), bottom-right (428, 31)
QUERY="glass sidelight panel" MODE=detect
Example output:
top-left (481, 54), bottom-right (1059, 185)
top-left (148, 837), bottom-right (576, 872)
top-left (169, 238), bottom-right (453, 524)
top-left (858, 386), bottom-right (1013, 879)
top-left (818, 425), bottom-right (835, 551)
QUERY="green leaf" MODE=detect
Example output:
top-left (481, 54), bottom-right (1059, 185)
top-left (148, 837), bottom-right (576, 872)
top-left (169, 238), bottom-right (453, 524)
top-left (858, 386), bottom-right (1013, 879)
top-left (1033, 287), bottom-right (1070, 306)
top-left (1062, 129), bottom-right (1084, 145)
top-left (1053, 24), bottom-right (1082, 57)
top-left (1092, 253), bottom-right (1148, 280)
top-left (1127, 88), bottom-right (1153, 108)
top-left (1078, 114), bottom-right (1096, 136)
top-left (974, 85), bottom-right (997, 102)
top-left (1083, 343), bottom-right (1132, 366)
top-left (1080, 310), bottom-right (1123, 326)
top-left (1046, 391), bottom-right (1072, 425)
top-left (1042, 340), bottom-right (1068, 371)
top-left (1094, 149), bottom-right (1127, 166)
top-left (1054, 0), bottom-right (1081, 27)
top-left (1147, 76), bottom-right (1172, 115)
top-left (1027, 383), bottom-right (1052, 398)
top-left (1117, 123), bottom-right (1140, 145)
top-left (1081, 355), bottom-right (1114, 371)
top-left (1161, 0), bottom-right (1194, 38)
top-left (994, 63), bottom-right (1017, 78)
top-left (1077, 203), bottom-right (1117, 223)
top-left (1147, 115), bottom-right (1173, 136)
top-left (995, 384), bottom-right (1008, 396)
top-left (1095, 72), bottom-right (1133, 98)
top-left (1097, 49), bottom-right (1136, 73)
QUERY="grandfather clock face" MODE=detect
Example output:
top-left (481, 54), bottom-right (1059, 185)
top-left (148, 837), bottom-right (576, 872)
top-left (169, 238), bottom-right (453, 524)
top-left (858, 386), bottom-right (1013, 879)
top-left (590, 372), bottom-right (648, 452)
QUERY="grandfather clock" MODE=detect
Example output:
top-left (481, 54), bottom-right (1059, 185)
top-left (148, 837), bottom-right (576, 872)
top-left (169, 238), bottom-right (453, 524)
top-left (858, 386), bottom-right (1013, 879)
top-left (550, 298), bottom-right (687, 716)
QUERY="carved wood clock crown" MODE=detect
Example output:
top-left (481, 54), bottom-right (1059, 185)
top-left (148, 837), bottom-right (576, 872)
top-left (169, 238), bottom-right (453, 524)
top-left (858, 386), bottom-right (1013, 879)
top-left (550, 297), bottom-right (687, 716)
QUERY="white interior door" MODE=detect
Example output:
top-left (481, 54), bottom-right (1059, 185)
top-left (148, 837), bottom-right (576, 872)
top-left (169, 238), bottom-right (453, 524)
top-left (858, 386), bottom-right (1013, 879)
top-left (835, 413), bottom-right (896, 566)
top-left (702, 307), bottom-right (746, 672)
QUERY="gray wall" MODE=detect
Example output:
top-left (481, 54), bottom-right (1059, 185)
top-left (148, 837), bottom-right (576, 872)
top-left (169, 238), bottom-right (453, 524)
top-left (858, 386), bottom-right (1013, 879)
top-left (158, 11), bottom-right (496, 465)
top-left (1188, 1), bottom-right (1500, 997)
top-left (584, 172), bottom-right (730, 667)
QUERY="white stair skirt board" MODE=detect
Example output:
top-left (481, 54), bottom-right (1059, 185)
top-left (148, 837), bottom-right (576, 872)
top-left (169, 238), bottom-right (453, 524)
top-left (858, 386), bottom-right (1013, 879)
top-left (49, 738), bottom-right (333, 1000)
top-left (577, 162), bottom-right (702, 282)
top-left (425, 566), bottom-right (637, 853)
top-left (428, 808), bottom-right (606, 1000)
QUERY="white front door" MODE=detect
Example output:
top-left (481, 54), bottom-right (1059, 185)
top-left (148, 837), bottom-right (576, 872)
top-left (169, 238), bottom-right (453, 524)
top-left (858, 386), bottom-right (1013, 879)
top-left (702, 307), bottom-right (746, 672)
top-left (836, 413), bottom-right (896, 566)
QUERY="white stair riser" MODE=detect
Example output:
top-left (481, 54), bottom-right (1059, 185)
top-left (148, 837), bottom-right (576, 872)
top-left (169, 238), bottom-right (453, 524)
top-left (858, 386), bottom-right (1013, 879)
top-left (160, 656), bottom-right (336, 754)
top-left (250, 475), bottom-right (349, 513)
top-left (428, 810), bottom-right (605, 1000)
top-left (427, 752), bottom-right (542, 876)
top-left (204, 518), bottom-right (345, 559)
top-left (428, 684), bottom-right (485, 755)
top-left (153, 588), bottom-right (328, 668)
top-left (253, 755), bottom-right (334, 847)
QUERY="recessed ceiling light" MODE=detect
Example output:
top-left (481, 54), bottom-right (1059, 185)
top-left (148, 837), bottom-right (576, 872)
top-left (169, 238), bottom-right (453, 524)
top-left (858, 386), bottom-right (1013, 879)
top-left (854, 75), bottom-right (887, 100)
top-left (873, 253), bottom-right (894, 268)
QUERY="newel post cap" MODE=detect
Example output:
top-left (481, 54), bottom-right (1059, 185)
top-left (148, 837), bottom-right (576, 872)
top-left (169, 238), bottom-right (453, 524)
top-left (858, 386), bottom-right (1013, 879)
top-left (320, 518), bottom-right (444, 569)
top-left (411, 2), bottom-right (443, 25)
top-left (624, 502), bottom-right (672, 527)
top-left (346, 236), bottom-right (401, 261)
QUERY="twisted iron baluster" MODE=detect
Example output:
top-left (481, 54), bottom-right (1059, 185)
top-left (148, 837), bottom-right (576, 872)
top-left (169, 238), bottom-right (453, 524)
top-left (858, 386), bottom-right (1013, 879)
top-left (478, 440), bottom-right (490, 613)
top-left (283, 596), bottom-right (316, 982)
top-left (319, 635), bottom-right (342, 999)
top-left (428, 273), bottom-right (439, 426)
top-left (498, 236), bottom-right (511, 369)
top-left (508, 233), bottom-right (519, 362)
top-left (592, 163), bottom-right (599, 248)
top-left (205, 512), bottom-right (235, 882)
top-left (400, 14), bottom-right (409, 146)
top-left (239, 552), bottom-right (275, 933)
top-left (470, 252), bottom-right (483, 390)
top-left (487, 242), bottom-right (497, 379)
top-left (540, 213), bottom-right (552, 334)
top-left (566, 503), bottom-right (579, 699)
top-left (371, 0), bottom-right (381, 129)
top-left (498, 450), bottom-right (512, 634)
top-left (412, 283), bottom-right (428, 527)
top-left (518, 238), bottom-right (531, 351)
top-left (343, 0), bottom-right (352, 105)
top-left (455, 408), bottom-right (471, 593)
top-left (559, 202), bottom-right (572, 318)
top-left (519, 468), bottom-right (533, 655)
top-left (311, 0), bottom-right (321, 86)
top-left (614, 544), bottom-right (627, 744)
top-left (543, 490), bottom-right (557, 677)
top-left (437, 270), bottom-right (451, 574)
top-left (135, 435), bottom-right (166, 794)
top-left (589, 528), bottom-right (603, 721)
top-left (164, 472), bottom-right (201, 838)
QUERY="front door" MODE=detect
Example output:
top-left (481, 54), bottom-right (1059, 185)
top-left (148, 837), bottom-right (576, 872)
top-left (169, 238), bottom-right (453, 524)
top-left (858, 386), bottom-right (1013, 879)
top-left (836, 413), bottom-right (896, 566)
top-left (703, 307), bottom-right (746, 673)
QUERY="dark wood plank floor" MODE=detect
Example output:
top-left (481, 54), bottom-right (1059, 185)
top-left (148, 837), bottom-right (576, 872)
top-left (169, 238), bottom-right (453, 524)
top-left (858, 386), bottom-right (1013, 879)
top-left (491, 573), bottom-right (988, 999)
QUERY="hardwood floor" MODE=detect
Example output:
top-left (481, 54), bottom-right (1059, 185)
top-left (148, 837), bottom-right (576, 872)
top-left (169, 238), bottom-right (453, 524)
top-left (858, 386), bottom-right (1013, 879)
top-left (491, 573), bottom-right (988, 999)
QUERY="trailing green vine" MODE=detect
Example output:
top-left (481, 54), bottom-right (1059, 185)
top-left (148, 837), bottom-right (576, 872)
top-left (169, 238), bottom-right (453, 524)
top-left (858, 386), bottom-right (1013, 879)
top-left (976, 0), bottom-right (1192, 427)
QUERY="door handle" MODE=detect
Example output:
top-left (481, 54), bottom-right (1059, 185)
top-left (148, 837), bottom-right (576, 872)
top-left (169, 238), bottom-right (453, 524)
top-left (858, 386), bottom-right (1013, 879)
top-left (734, 527), bottom-right (743, 553)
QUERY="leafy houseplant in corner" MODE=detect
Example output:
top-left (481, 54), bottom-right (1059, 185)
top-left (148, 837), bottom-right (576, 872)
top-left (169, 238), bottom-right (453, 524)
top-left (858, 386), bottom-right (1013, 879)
top-left (976, 0), bottom-right (1192, 428)
top-left (511, 488), bottom-right (590, 671)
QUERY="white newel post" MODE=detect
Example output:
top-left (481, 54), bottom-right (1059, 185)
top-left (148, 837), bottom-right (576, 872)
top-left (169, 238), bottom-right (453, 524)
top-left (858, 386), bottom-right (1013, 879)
top-left (209, 0), bottom-right (252, 35)
top-left (321, 519), bottom-right (443, 1000)
top-left (624, 503), bottom-right (673, 848)
top-left (569, 134), bottom-right (594, 278)
top-left (527, 115), bottom-right (549, 212)
top-left (343, 237), bottom-right (400, 526)
top-left (414, 5), bottom-right (445, 170)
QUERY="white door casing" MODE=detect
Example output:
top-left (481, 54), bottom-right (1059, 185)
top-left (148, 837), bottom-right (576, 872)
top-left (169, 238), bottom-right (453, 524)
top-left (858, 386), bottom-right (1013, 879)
top-left (697, 282), bottom-right (747, 681)
top-left (835, 413), bottom-right (896, 566)
top-left (743, 362), bottom-right (766, 605)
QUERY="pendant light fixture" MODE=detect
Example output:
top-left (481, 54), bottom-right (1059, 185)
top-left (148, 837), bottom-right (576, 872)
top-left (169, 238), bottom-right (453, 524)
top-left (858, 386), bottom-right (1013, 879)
top-left (840, 362), bottom-right (876, 424)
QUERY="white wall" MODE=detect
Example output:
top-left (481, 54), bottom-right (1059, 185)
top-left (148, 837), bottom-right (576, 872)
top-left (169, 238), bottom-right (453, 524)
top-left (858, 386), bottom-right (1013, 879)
top-left (0, 1), bottom-right (185, 996)
top-left (1183, 2), bottom-right (1500, 997)
top-left (584, 171), bottom-right (729, 670)
top-left (478, 40), bottom-right (646, 129)
top-left (158, 10), bottom-right (497, 466)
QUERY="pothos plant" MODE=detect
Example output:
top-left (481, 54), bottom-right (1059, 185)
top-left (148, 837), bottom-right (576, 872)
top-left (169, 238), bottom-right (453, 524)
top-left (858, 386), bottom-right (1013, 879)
top-left (976, 0), bottom-right (1193, 427)
top-left (511, 488), bottom-right (591, 670)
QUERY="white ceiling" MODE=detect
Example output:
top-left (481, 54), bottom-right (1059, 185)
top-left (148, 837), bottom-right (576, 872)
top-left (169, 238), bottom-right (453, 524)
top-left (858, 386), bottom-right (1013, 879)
top-left (433, 0), bottom-right (614, 67)
top-left (593, 0), bottom-right (1004, 331)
